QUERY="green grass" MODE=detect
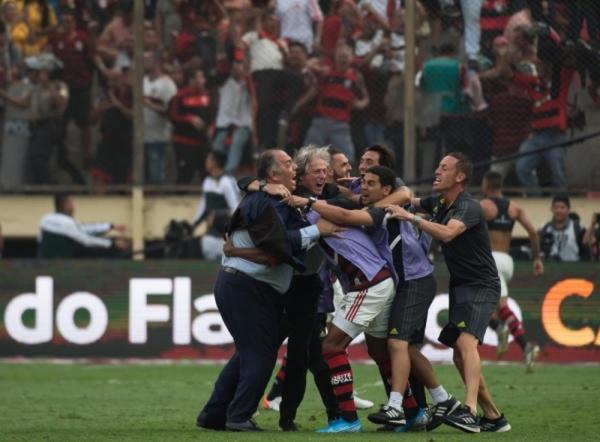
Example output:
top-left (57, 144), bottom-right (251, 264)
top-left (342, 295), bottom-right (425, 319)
top-left (0, 363), bottom-right (598, 441)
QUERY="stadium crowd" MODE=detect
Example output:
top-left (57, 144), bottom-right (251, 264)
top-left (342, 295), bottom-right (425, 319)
top-left (0, 0), bottom-right (598, 189)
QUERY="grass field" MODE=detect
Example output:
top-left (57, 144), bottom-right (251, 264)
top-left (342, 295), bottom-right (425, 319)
top-left (0, 362), bottom-right (598, 441)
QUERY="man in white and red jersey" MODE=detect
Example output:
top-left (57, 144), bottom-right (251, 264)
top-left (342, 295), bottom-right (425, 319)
top-left (292, 43), bottom-right (369, 162)
top-left (168, 68), bottom-right (213, 184)
top-left (512, 23), bottom-right (575, 191)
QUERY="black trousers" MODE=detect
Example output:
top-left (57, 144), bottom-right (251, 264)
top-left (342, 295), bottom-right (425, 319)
top-left (252, 69), bottom-right (285, 150)
top-left (307, 312), bottom-right (339, 421)
top-left (202, 270), bottom-right (283, 424)
top-left (278, 274), bottom-right (337, 424)
top-left (28, 118), bottom-right (62, 184)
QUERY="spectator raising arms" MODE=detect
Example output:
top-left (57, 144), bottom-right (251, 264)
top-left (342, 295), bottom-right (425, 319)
top-left (296, 43), bottom-right (369, 162)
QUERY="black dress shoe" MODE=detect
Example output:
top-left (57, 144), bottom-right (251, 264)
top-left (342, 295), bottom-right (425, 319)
top-left (225, 418), bottom-right (263, 432)
top-left (279, 420), bottom-right (299, 431)
top-left (196, 411), bottom-right (226, 431)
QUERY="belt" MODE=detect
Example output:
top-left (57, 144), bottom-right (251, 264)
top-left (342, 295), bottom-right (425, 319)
top-left (222, 266), bottom-right (246, 277)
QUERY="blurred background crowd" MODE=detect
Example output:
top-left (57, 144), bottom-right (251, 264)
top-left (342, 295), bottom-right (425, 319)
top-left (0, 0), bottom-right (599, 191)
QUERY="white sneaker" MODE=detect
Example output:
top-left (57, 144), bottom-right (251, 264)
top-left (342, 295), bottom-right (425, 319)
top-left (262, 395), bottom-right (281, 411)
top-left (353, 392), bottom-right (374, 409)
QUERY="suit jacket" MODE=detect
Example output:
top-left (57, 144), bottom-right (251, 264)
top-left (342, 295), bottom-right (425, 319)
top-left (227, 191), bottom-right (309, 271)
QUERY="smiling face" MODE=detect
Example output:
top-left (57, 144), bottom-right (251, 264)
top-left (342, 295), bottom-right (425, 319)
top-left (300, 157), bottom-right (328, 196)
top-left (551, 201), bottom-right (570, 225)
top-left (433, 155), bottom-right (465, 192)
top-left (360, 172), bottom-right (391, 206)
top-left (270, 150), bottom-right (297, 192)
top-left (358, 150), bottom-right (380, 175)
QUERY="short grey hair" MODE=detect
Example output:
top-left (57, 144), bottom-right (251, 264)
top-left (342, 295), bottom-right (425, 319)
top-left (294, 145), bottom-right (331, 177)
top-left (257, 150), bottom-right (280, 180)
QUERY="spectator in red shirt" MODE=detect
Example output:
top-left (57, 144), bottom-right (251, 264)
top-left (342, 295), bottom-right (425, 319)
top-left (293, 43), bottom-right (369, 162)
top-left (168, 67), bottom-right (214, 184)
top-left (48, 7), bottom-right (95, 168)
top-left (90, 68), bottom-right (133, 185)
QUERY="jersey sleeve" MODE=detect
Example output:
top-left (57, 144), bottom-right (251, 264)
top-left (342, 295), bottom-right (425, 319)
top-left (366, 207), bottom-right (386, 226)
top-left (419, 195), bottom-right (438, 215)
top-left (450, 198), bottom-right (481, 229)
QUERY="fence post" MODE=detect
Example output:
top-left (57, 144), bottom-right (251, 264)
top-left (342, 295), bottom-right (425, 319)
top-left (131, 0), bottom-right (145, 260)
top-left (403, 0), bottom-right (417, 183)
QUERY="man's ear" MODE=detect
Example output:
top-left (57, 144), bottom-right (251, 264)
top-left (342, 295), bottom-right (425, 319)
top-left (383, 185), bottom-right (393, 197)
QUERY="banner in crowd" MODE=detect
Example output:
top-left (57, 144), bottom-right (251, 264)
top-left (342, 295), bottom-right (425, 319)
top-left (1, 260), bottom-right (599, 362)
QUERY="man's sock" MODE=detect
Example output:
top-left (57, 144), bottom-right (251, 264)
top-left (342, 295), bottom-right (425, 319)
top-left (377, 358), bottom-right (392, 397)
top-left (429, 385), bottom-right (450, 405)
top-left (499, 306), bottom-right (527, 351)
top-left (323, 350), bottom-right (358, 422)
top-left (402, 383), bottom-right (419, 416)
top-left (409, 373), bottom-right (428, 409)
top-left (388, 391), bottom-right (403, 410)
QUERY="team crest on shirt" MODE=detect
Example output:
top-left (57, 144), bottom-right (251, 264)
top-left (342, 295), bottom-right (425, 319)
top-left (344, 79), bottom-right (352, 88)
top-left (431, 196), bottom-right (445, 222)
top-left (75, 40), bottom-right (83, 51)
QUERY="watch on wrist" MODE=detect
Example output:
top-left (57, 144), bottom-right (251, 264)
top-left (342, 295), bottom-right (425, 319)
top-left (258, 180), bottom-right (267, 192)
top-left (306, 196), bottom-right (318, 209)
top-left (413, 215), bottom-right (423, 226)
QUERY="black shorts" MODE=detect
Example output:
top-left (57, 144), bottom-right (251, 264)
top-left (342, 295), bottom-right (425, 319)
top-left (64, 88), bottom-right (91, 126)
top-left (439, 283), bottom-right (500, 346)
top-left (388, 273), bottom-right (437, 344)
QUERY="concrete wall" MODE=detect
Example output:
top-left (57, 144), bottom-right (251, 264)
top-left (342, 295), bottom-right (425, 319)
top-left (1, 194), bottom-right (597, 240)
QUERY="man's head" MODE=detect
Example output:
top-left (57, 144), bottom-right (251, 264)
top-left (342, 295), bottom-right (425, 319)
top-left (2, 1), bottom-right (19, 23)
top-left (328, 147), bottom-right (352, 181)
top-left (262, 12), bottom-right (280, 35)
top-left (493, 35), bottom-right (509, 58)
top-left (185, 67), bottom-right (206, 90)
top-left (54, 193), bottom-right (74, 216)
top-left (438, 41), bottom-right (456, 57)
top-left (257, 149), bottom-right (297, 191)
top-left (433, 152), bottom-right (472, 192)
top-left (295, 146), bottom-right (330, 196)
top-left (551, 194), bottom-right (571, 224)
top-left (334, 43), bottom-right (353, 70)
top-left (143, 50), bottom-right (159, 74)
top-left (288, 41), bottom-right (308, 71)
top-left (360, 166), bottom-right (397, 206)
top-left (118, 0), bottom-right (134, 24)
top-left (60, 7), bottom-right (76, 33)
top-left (231, 60), bottom-right (245, 81)
top-left (358, 144), bottom-right (395, 175)
top-left (481, 170), bottom-right (503, 195)
top-left (205, 150), bottom-right (227, 177)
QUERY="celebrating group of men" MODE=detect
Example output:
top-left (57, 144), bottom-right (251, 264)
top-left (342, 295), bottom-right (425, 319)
top-left (196, 143), bottom-right (539, 433)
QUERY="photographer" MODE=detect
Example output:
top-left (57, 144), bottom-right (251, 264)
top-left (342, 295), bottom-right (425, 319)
top-left (583, 213), bottom-right (600, 261)
top-left (539, 195), bottom-right (587, 262)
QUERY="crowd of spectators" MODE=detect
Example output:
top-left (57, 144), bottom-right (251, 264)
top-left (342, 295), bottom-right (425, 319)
top-left (0, 0), bottom-right (599, 190)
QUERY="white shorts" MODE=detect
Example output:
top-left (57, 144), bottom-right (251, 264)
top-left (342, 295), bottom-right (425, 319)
top-left (492, 251), bottom-right (514, 297)
top-left (332, 277), bottom-right (395, 339)
top-left (332, 279), bottom-right (345, 311)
